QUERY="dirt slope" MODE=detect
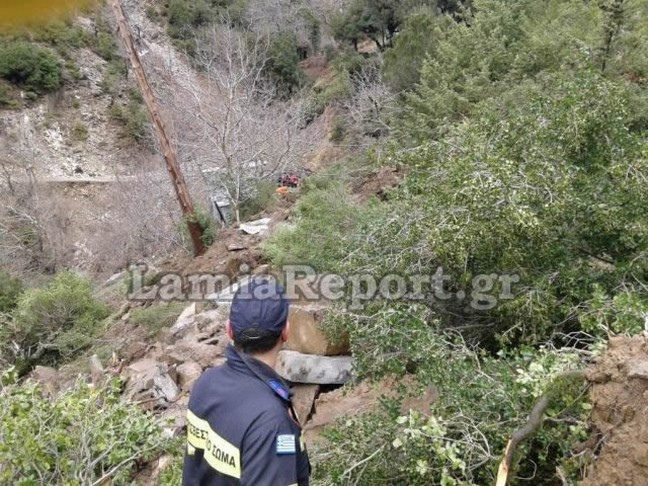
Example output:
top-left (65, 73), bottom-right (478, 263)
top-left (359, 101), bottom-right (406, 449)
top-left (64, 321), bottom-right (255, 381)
top-left (583, 336), bottom-right (648, 486)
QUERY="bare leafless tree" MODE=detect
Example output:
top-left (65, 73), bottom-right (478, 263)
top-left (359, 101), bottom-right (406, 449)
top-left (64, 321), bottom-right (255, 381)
top-left (158, 24), bottom-right (308, 224)
top-left (344, 65), bottom-right (395, 139)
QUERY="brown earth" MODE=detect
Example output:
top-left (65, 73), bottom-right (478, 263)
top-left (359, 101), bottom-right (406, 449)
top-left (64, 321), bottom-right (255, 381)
top-left (582, 336), bottom-right (648, 486)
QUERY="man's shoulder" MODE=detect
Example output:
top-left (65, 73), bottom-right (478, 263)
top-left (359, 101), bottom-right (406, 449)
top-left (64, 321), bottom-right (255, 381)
top-left (189, 362), bottom-right (283, 413)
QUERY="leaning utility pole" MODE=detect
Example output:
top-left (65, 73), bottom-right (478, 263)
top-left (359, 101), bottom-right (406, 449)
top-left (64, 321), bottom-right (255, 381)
top-left (107, 0), bottom-right (206, 256)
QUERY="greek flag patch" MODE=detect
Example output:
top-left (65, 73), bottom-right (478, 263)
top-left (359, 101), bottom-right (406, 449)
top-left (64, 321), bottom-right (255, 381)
top-left (276, 434), bottom-right (296, 455)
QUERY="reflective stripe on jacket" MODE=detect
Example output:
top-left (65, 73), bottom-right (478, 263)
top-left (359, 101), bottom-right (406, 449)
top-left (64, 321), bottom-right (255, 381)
top-left (183, 345), bottom-right (310, 486)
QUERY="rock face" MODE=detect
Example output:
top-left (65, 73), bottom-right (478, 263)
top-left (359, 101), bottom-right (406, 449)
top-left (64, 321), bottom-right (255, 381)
top-left (277, 350), bottom-right (354, 384)
top-left (582, 337), bottom-right (648, 486)
top-left (284, 305), bottom-right (349, 356)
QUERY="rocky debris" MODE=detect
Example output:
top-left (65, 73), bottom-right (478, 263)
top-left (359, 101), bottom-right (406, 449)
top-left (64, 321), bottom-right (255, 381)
top-left (123, 359), bottom-right (180, 410)
top-left (292, 384), bottom-right (319, 424)
top-left (176, 361), bottom-right (202, 391)
top-left (277, 350), bottom-right (354, 385)
top-left (240, 218), bottom-right (271, 235)
top-left (29, 365), bottom-right (59, 394)
top-left (160, 395), bottom-right (190, 434)
top-left (582, 337), bottom-right (648, 486)
top-left (285, 305), bottom-right (349, 356)
top-left (170, 303), bottom-right (197, 337)
top-left (196, 307), bottom-right (229, 333)
top-left (227, 242), bottom-right (248, 251)
top-left (89, 354), bottom-right (105, 385)
top-left (163, 337), bottom-right (227, 370)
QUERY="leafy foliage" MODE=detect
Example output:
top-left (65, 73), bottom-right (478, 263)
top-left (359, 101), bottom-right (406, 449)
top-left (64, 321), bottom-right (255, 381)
top-left (0, 375), bottom-right (173, 485)
top-left (314, 333), bottom-right (591, 485)
top-left (270, 1), bottom-right (648, 483)
top-left (108, 90), bottom-right (150, 141)
top-left (0, 271), bottom-right (24, 314)
top-left (0, 40), bottom-right (61, 94)
top-left (0, 271), bottom-right (110, 372)
top-left (265, 181), bottom-right (382, 272)
top-left (129, 302), bottom-right (187, 338)
top-left (265, 31), bottom-right (305, 94)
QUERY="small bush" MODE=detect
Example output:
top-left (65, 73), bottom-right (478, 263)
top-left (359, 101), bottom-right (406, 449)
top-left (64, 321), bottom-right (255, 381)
top-left (109, 95), bottom-right (149, 141)
top-left (1, 271), bottom-right (110, 371)
top-left (95, 31), bottom-right (118, 61)
top-left (0, 82), bottom-right (16, 108)
top-left (129, 302), bottom-right (187, 337)
top-left (0, 271), bottom-right (24, 314)
top-left (180, 205), bottom-right (217, 248)
top-left (264, 182), bottom-right (382, 272)
top-left (304, 70), bottom-right (352, 121)
top-left (30, 20), bottom-right (90, 56)
top-left (330, 116), bottom-right (346, 142)
top-left (71, 120), bottom-right (89, 141)
top-left (167, 0), bottom-right (213, 40)
top-left (0, 375), bottom-right (172, 485)
top-left (239, 179), bottom-right (278, 221)
top-left (101, 59), bottom-right (127, 95)
top-left (0, 40), bottom-right (62, 93)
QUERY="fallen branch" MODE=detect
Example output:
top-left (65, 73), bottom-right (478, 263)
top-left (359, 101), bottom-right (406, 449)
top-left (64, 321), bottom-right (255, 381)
top-left (495, 371), bottom-right (586, 486)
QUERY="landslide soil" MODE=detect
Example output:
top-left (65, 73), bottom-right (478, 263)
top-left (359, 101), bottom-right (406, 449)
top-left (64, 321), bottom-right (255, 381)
top-left (582, 336), bottom-right (648, 486)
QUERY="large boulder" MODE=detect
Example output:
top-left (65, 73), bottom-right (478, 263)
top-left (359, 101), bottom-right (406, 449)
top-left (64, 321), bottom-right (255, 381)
top-left (176, 360), bottom-right (203, 391)
top-left (277, 350), bottom-right (354, 385)
top-left (284, 305), bottom-right (349, 356)
top-left (123, 359), bottom-right (180, 410)
top-left (30, 365), bottom-right (59, 394)
top-left (170, 303), bottom-right (196, 338)
top-left (163, 337), bottom-right (227, 369)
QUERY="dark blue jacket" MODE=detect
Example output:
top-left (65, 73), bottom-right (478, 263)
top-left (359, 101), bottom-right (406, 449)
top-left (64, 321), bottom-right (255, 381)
top-left (182, 345), bottom-right (310, 486)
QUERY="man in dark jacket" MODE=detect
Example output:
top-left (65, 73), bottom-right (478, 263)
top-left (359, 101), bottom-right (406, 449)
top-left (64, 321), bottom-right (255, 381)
top-left (183, 277), bottom-right (310, 486)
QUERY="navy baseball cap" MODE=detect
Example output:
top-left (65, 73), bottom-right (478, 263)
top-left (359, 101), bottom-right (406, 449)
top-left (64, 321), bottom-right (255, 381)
top-left (229, 277), bottom-right (290, 338)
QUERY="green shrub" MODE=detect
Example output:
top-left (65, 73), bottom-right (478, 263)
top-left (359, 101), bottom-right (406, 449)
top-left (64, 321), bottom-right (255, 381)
top-left (266, 31), bottom-right (305, 95)
top-left (129, 302), bottom-right (187, 337)
top-left (101, 59), bottom-right (127, 95)
top-left (0, 40), bottom-right (61, 93)
top-left (71, 120), bottom-right (88, 141)
top-left (239, 179), bottom-right (278, 221)
top-left (95, 31), bottom-right (118, 61)
top-left (1, 271), bottom-right (110, 371)
top-left (0, 271), bottom-right (24, 314)
top-left (167, 0), bottom-right (213, 40)
top-left (303, 70), bottom-right (352, 122)
top-left (329, 116), bottom-right (346, 142)
top-left (265, 182), bottom-right (382, 272)
top-left (315, 331), bottom-right (591, 485)
top-left (30, 20), bottom-right (90, 56)
top-left (0, 375), bottom-right (173, 485)
top-left (64, 58), bottom-right (83, 81)
top-left (179, 205), bottom-right (217, 248)
top-left (109, 95), bottom-right (149, 141)
top-left (0, 82), bottom-right (18, 108)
